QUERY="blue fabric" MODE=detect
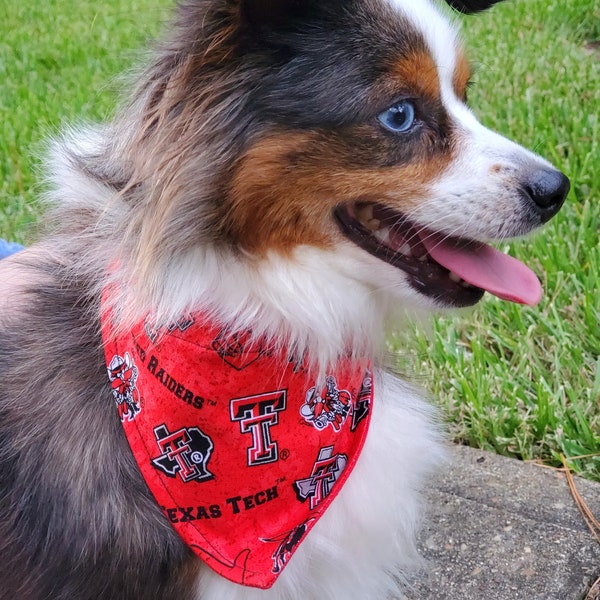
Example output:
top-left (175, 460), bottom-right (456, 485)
top-left (0, 240), bottom-right (24, 259)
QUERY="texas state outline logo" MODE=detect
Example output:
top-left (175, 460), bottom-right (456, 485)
top-left (293, 445), bottom-right (348, 509)
top-left (151, 423), bottom-right (214, 483)
top-left (144, 314), bottom-right (195, 344)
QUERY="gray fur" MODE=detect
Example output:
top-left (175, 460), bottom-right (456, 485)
top-left (0, 2), bottom-right (293, 596)
top-left (0, 255), bottom-right (198, 600)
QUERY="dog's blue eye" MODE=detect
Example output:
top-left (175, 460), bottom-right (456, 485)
top-left (378, 100), bottom-right (416, 133)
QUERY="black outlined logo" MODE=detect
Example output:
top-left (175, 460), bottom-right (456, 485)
top-left (151, 424), bottom-right (214, 483)
top-left (107, 352), bottom-right (141, 422)
top-left (230, 390), bottom-right (287, 466)
top-left (293, 446), bottom-right (348, 509)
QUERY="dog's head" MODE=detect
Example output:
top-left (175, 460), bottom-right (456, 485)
top-left (221, 0), bottom-right (568, 307)
top-left (119, 0), bottom-right (568, 315)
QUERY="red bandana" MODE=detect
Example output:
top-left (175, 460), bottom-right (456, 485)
top-left (101, 306), bottom-right (372, 589)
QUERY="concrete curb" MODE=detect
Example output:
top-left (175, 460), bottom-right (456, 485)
top-left (404, 445), bottom-right (600, 599)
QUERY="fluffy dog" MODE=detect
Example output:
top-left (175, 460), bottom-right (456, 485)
top-left (0, 0), bottom-right (569, 598)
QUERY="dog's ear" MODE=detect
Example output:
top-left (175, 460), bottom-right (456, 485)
top-left (242, 0), bottom-right (305, 31)
top-left (444, 0), bottom-right (506, 13)
top-left (242, 0), bottom-right (348, 32)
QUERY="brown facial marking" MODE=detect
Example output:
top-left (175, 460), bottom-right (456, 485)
top-left (453, 47), bottom-right (471, 101)
top-left (390, 50), bottom-right (441, 101)
top-left (224, 127), bottom-right (455, 255)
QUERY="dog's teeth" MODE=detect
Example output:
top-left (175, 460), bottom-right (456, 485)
top-left (399, 243), bottom-right (412, 257)
top-left (461, 280), bottom-right (474, 288)
top-left (356, 205), bottom-right (381, 231)
top-left (448, 272), bottom-right (461, 283)
top-left (374, 227), bottom-right (390, 245)
top-left (417, 254), bottom-right (428, 262)
top-left (356, 204), bottom-right (374, 221)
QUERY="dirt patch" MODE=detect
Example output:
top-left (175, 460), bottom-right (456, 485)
top-left (584, 40), bottom-right (600, 58)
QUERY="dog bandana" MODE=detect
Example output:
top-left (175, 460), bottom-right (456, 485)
top-left (101, 305), bottom-right (372, 589)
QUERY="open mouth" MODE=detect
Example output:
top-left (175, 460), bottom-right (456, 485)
top-left (334, 201), bottom-right (543, 308)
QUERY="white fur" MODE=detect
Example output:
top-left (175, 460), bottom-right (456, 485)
top-left (413, 113), bottom-right (557, 240)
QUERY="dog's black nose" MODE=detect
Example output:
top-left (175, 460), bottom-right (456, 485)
top-left (523, 168), bottom-right (570, 223)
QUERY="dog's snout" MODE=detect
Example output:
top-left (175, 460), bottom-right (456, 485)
top-left (523, 168), bottom-right (570, 223)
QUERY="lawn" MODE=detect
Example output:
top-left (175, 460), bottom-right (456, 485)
top-left (1, 0), bottom-right (599, 479)
top-left (397, 0), bottom-right (600, 480)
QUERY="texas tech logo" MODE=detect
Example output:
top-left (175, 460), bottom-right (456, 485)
top-left (300, 375), bottom-right (352, 432)
top-left (151, 424), bottom-right (214, 483)
top-left (107, 352), bottom-right (141, 423)
top-left (230, 390), bottom-right (287, 466)
top-left (293, 446), bottom-right (348, 509)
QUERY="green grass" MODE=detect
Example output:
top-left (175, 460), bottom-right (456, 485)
top-left (1, 0), bottom-right (599, 479)
top-left (0, 0), bottom-right (172, 242)
top-left (395, 0), bottom-right (600, 480)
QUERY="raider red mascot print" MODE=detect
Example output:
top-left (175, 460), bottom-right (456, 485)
top-left (107, 352), bottom-right (141, 423)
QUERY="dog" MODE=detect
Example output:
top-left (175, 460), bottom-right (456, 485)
top-left (0, 0), bottom-right (569, 598)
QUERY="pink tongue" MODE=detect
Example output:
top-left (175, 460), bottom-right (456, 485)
top-left (421, 233), bottom-right (543, 306)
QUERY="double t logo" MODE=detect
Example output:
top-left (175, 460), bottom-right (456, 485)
top-left (230, 390), bottom-right (287, 466)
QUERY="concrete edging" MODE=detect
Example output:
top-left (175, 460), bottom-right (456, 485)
top-left (404, 445), bottom-right (600, 599)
